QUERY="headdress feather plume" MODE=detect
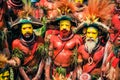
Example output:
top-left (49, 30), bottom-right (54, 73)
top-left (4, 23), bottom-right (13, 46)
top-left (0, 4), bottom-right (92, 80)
top-left (56, 0), bottom-right (77, 15)
top-left (83, 0), bottom-right (114, 23)
top-left (18, 5), bottom-right (33, 19)
top-left (36, 0), bottom-right (78, 20)
top-left (75, 0), bottom-right (114, 33)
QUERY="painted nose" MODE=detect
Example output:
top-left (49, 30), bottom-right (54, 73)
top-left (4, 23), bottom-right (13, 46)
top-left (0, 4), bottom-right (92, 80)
top-left (88, 33), bottom-right (94, 38)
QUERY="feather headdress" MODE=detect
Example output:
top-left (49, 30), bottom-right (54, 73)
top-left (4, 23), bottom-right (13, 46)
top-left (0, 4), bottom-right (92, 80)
top-left (18, 5), bottom-right (33, 19)
top-left (56, 0), bottom-right (77, 15)
top-left (76, 0), bottom-right (114, 33)
top-left (36, 0), bottom-right (78, 20)
top-left (11, 5), bottom-right (43, 30)
top-left (83, 0), bottom-right (114, 23)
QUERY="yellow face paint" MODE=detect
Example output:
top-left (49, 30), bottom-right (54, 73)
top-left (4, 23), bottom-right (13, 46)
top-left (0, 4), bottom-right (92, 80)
top-left (74, 0), bottom-right (83, 4)
top-left (21, 23), bottom-right (33, 36)
top-left (86, 27), bottom-right (98, 40)
top-left (60, 20), bottom-right (71, 31)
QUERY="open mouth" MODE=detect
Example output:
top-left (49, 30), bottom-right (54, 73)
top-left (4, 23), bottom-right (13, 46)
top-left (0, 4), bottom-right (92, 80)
top-left (24, 33), bottom-right (32, 38)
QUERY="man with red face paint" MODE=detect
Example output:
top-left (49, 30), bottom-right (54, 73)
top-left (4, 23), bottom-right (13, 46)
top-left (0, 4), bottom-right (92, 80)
top-left (45, 16), bottom-right (83, 80)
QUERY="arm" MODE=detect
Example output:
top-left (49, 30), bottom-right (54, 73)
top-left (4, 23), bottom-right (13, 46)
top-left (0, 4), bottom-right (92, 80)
top-left (2, 30), bottom-right (10, 58)
top-left (48, 36), bottom-right (54, 57)
top-left (7, 55), bottom-right (30, 80)
top-left (77, 46), bottom-right (83, 79)
top-left (7, 47), bottom-right (25, 67)
top-left (45, 57), bottom-right (52, 80)
top-left (72, 36), bottom-right (82, 80)
top-left (32, 59), bottom-right (45, 80)
top-left (45, 36), bottom-right (54, 80)
top-left (77, 46), bottom-right (83, 64)
top-left (33, 43), bottom-right (49, 80)
top-left (19, 67), bottom-right (30, 80)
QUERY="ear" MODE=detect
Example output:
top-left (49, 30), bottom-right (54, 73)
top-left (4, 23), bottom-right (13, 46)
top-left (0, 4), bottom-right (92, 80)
top-left (82, 28), bottom-right (87, 34)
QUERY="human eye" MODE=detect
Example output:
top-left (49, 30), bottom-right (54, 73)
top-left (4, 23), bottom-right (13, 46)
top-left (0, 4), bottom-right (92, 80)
top-left (29, 27), bottom-right (32, 29)
top-left (23, 28), bottom-right (26, 30)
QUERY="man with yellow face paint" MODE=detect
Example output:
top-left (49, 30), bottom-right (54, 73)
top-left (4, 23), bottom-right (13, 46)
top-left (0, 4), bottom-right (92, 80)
top-left (7, 18), bottom-right (46, 80)
top-left (86, 27), bottom-right (98, 40)
top-left (45, 16), bottom-right (83, 80)
top-left (77, 24), bottom-right (109, 80)
top-left (59, 20), bottom-right (72, 39)
top-left (21, 23), bottom-right (33, 38)
top-left (85, 27), bottom-right (99, 54)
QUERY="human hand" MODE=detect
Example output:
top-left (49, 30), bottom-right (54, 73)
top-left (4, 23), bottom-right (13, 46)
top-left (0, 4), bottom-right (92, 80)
top-left (7, 59), bottom-right (16, 66)
top-left (32, 76), bottom-right (39, 80)
top-left (101, 65), bottom-right (107, 73)
top-left (101, 62), bottom-right (110, 72)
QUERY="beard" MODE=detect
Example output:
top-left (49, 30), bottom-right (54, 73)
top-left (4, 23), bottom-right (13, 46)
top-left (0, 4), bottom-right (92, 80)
top-left (85, 38), bottom-right (98, 54)
top-left (21, 33), bottom-right (34, 41)
top-left (60, 29), bottom-right (71, 38)
top-left (23, 32), bottom-right (32, 39)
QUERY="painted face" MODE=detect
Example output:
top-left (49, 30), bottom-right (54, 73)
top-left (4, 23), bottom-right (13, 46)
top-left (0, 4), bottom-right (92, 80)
top-left (60, 20), bottom-right (71, 31)
top-left (86, 27), bottom-right (98, 40)
top-left (74, 0), bottom-right (83, 4)
top-left (21, 23), bottom-right (33, 37)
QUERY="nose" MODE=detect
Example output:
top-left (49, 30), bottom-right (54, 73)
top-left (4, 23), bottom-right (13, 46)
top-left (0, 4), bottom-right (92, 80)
top-left (88, 33), bottom-right (93, 38)
top-left (25, 28), bottom-right (31, 32)
top-left (63, 25), bottom-right (67, 29)
top-left (25, 29), bottom-right (29, 32)
top-left (61, 26), bottom-right (67, 30)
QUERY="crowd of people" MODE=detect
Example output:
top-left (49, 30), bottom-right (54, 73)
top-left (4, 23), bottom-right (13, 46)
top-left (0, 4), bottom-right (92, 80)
top-left (0, 0), bottom-right (120, 80)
